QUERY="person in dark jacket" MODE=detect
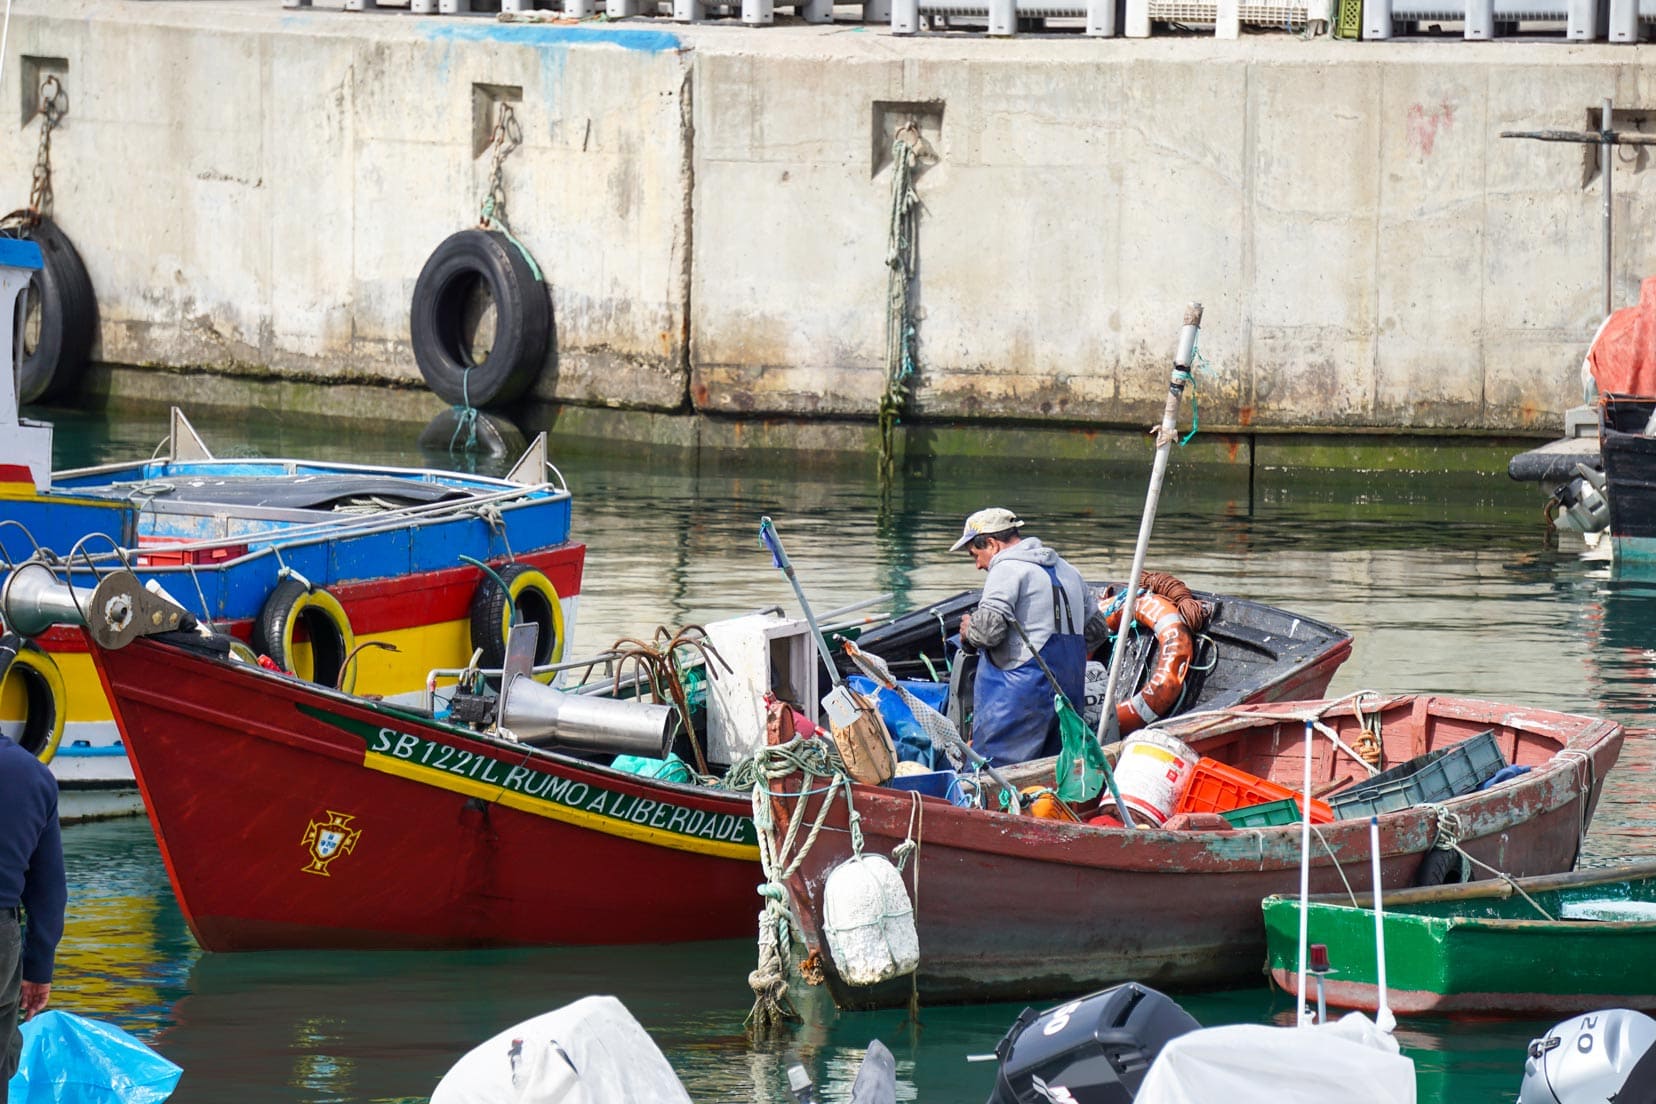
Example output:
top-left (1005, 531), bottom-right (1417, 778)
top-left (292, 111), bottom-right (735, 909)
top-left (0, 730), bottom-right (65, 1081)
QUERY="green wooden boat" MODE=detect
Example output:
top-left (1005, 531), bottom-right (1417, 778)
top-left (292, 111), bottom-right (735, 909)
top-left (1263, 859), bottom-right (1656, 1016)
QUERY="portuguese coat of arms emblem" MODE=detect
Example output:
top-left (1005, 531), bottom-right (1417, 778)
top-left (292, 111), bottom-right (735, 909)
top-left (301, 810), bottom-right (362, 876)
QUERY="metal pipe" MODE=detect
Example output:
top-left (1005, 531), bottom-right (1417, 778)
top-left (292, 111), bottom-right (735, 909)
top-left (500, 674), bottom-right (678, 758)
top-left (1602, 97), bottom-right (1614, 319)
top-left (1296, 720), bottom-right (1314, 1025)
top-left (1094, 303), bottom-right (1202, 763)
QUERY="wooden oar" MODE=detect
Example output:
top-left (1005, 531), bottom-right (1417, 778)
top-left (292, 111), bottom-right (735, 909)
top-left (1094, 303), bottom-right (1204, 827)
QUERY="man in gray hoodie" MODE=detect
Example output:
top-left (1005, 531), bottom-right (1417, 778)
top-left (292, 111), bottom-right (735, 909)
top-left (951, 508), bottom-right (1106, 765)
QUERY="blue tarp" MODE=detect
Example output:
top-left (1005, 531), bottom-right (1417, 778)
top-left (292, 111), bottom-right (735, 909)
top-left (846, 676), bottom-right (949, 769)
top-left (6, 1011), bottom-right (181, 1104)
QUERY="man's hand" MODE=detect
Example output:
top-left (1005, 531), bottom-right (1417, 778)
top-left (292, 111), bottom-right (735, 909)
top-left (959, 612), bottom-right (972, 640)
top-left (20, 981), bottom-right (50, 1020)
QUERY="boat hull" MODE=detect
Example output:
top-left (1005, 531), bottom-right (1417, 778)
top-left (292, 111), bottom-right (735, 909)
top-left (4, 482), bottom-right (583, 810)
top-left (93, 636), bottom-right (759, 951)
top-left (1263, 860), bottom-right (1656, 1016)
top-left (1601, 394), bottom-right (1656, 560)
top-left (771, 696), bottom-right (1623, 1010)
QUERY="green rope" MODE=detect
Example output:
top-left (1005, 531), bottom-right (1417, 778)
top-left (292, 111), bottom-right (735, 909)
top-left (1175, 333), bottom-right (1212, 448)
top-left (449, 361), bottom-right (480, 455)
top-left (480, 197), bottom-right (545, 283)
top-left (737, 739), bottom-right (854, 1038)
top-left (879, 136), bottom-right (921, 483)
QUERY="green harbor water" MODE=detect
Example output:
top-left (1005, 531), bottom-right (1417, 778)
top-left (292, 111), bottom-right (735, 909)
top-left (37, 403), bottom-right (1656, 1104)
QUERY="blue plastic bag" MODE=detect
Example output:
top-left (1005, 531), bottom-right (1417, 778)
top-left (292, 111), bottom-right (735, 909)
top-left (847, 675), bottom-right (949, 769)
top-left (6, 1011), bottom-right (182, 1104)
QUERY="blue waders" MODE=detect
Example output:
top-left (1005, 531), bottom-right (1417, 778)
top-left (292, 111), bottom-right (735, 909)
top-left (971, 565), bottom-right (1087, 766)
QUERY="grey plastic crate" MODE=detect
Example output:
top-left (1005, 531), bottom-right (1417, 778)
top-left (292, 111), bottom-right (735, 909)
top-left (1329, 729), bottom-right (1507, 820)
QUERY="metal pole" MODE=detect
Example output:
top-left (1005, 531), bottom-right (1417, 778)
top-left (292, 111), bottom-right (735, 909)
top-left (759, 516), bottom-right (845, 689)
top-left (1602, 97), bottom-right (1614, 319)
top-left (1095, 303), bottom-right (1202, 759)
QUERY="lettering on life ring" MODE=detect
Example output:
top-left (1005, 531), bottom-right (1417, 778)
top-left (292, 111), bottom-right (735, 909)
top-left (0, 634), bottom-right (66, 765)
top-left (254, 578), bottom-right (357, 693)
top-left (469, 564), bottom-right (564, 673)
top-left (1103, 592), bottom-right (1194, 736)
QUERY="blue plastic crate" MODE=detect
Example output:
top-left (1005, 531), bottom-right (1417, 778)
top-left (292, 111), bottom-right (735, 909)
top-left (1329, 729), bottom-right (1506, 819)
top-left (885, 769), bottom-right (973, 807)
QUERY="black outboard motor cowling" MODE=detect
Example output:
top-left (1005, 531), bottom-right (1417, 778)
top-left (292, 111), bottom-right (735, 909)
top-left (986, 982), bottom-right (1200, 1104)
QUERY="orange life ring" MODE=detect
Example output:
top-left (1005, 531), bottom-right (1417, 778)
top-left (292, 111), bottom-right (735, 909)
top-left (1103, 592), bottom-right (1194, 736)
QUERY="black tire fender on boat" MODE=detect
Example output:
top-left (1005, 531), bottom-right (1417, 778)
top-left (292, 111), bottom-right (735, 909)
top-left (17, 215), bottom-right (97, 405)
top-left (1413, 846), bottom-right (1469, 888)
top-left (253, 578), bottom-right (357, 693)
top-left (0, 633), bottom-right (66, 765)
top-left (469, 564), bottom-right (564, 673)
top-left (409, 229), bottom-right (548, 409)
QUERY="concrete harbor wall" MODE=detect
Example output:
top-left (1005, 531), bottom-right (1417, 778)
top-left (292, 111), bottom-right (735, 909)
top-left (5, 1), bottom-right (1656, 463)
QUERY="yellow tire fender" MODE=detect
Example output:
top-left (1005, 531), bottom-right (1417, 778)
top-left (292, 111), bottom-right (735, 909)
top-left (469, 565), bottom-right (565, 676)
top-left (0, 635), bottom-right (66, 765)
top-left (253, 578), bottom-right (357, 693)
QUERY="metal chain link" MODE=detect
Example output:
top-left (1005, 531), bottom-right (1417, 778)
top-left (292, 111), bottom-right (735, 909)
top-left (479, 102), bottom-right (522, 231)
top-left (29, 75), bottom-right (68, 222)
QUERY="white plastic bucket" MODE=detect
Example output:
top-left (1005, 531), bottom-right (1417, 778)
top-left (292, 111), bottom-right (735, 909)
top-left (1113, 729), bottom-right (1198, 827)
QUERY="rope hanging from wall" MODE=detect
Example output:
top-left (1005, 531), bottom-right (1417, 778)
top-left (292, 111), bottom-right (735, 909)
top-left (878, 124), bottom-right (925, 484)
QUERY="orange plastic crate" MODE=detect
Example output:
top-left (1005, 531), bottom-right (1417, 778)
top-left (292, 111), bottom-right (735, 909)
top-left (1174, 757), bottom-right (1334, 824)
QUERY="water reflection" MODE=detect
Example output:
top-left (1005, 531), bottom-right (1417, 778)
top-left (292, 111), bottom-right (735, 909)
top-left (33, 406), bottom-right (1656, 1104)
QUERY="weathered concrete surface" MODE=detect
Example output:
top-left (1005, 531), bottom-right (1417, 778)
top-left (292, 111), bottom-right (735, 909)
top-left (4, 1), bottom-right (1656, 461)
top-left (4, 1), bottom-right (690, 409)
top-left (690, 36), bottom-right (1656, 434)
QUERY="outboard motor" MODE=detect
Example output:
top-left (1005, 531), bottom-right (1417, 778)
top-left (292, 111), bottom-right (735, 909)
top-left (1549, 464), bottom-right (1610, 535)
top-left (1518, 1009), bottom-right (1656, 1104)
top-left (986, 982), bottom-right (1200, 1104)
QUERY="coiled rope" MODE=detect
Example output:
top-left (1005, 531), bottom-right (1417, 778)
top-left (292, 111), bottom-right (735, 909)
top-left (610, 625), bottom-right (730, 776)
top-left (732, 739), bottom-right (851, 1039)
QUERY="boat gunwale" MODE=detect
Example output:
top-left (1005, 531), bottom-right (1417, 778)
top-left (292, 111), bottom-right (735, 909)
top-left (54, 454), bottom-right (570, 495)
top-left (115, 635), bottom-right (744, 807)
top-left (789, 695), bottom-right (1623, 874)
top-left (1266, 857), bottom-right (1656, 915)
top-left (30, 480), bottom-right (572, 568)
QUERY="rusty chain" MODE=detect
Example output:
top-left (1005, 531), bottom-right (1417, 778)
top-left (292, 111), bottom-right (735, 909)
top-left (28, 75), bottom-right (68, 223)
top-left (478, 101), bottom-right (522, 231)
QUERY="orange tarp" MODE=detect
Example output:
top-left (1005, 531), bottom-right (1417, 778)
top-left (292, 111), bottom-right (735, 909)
top-left (1588, 275), bottom-right (1656, 399)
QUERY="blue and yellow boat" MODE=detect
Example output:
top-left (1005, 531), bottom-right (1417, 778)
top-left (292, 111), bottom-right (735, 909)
top-left (0, 238), bottom-right (585, 822)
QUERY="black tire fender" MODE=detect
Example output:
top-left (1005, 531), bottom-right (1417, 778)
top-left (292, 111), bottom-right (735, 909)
top-left (468, 564), bottom-right (564, 673)
top-left (1413, 847), bottom-right (1469, 888)
top-left (17, 215), bottom-right (96, 405)
top-left (253, 578), bottom-right (356, 692)
top-left (0, 633), bottom-right (66, 764)
top-left (409, 229), bottom-right (548, 409)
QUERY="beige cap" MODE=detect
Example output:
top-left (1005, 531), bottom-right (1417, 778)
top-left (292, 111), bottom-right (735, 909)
top-left (948, 507), bottom-right (1024, 552)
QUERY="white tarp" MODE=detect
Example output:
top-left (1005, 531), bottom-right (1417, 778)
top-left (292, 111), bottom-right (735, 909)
top-left (430, 996), bottom-right (692, 1104)
top-left (1135, 1013), bottom-right (1416, 1104)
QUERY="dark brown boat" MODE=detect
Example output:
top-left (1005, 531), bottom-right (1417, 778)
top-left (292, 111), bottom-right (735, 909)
top-left (767, 694), bottom-right (1623, 1010)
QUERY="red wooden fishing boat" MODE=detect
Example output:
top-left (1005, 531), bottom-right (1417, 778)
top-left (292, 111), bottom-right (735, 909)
top-left (766, 695), bottom-right (1623, 1010)
top-left (90, 631), bottom-right (760, 951)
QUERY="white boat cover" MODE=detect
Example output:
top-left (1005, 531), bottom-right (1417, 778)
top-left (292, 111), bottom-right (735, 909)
top-left (429, 996), bottom-right (692, 1104)
top-left (1135, 1013), bottom-right (1416, 1104)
